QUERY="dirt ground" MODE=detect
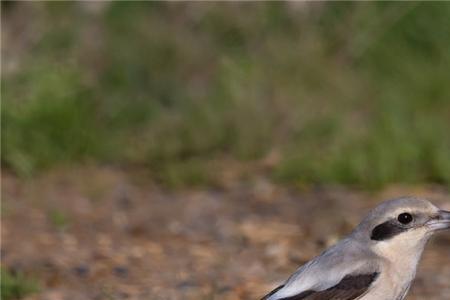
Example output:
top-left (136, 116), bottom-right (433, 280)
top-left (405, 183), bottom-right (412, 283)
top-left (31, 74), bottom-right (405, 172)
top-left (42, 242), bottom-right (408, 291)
top-left (2, 166), bottom-right (450, 300)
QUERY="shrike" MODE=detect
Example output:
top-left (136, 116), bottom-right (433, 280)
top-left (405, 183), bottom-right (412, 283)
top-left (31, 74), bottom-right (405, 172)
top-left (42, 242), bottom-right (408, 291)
top-left (262, 197), bottom-right (450, 300)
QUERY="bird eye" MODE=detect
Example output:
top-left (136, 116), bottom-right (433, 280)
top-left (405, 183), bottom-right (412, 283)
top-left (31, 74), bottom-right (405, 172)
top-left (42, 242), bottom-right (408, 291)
top-left (398, 213), bottom-right (413, 224)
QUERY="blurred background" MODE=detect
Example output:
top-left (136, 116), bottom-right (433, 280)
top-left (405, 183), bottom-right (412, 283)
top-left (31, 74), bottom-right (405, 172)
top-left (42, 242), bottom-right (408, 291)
top-left (1, 2), bottom-right (450, 300)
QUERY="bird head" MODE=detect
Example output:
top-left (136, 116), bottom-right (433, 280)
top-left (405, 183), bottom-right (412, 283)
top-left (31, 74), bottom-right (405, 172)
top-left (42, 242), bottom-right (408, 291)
top-left (352, 197), bottom-right (450, 262)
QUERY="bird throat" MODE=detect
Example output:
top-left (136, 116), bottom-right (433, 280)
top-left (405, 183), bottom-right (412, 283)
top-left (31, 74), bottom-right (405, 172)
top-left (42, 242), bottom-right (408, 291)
top-left (373, 227), bottom-right (430, 279)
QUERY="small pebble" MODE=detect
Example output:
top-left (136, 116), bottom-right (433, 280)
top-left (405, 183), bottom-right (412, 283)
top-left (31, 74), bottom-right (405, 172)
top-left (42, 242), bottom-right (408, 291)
top-left (73, 265), bottom-right (90, 278)
top-left (113, 266), bottom-right (129, 278)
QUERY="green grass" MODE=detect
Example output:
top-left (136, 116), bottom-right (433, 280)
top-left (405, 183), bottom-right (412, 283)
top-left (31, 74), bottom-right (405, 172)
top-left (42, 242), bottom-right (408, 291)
top-left (2, 2), bottom-right (450, 187)
top-left (48, 209), bottom-right (70, 230)
top-left (1, 269), bottom-right (39, 300)
top-left (2, 64), bottom-right (104, 176)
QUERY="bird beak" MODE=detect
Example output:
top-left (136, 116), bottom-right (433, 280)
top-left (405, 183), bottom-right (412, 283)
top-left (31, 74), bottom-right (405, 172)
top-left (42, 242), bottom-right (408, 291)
top-left (427, 210), bottom-right (450, 231)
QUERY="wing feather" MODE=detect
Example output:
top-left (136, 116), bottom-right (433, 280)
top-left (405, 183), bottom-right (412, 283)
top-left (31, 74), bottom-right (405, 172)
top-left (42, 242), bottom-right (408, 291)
top-left (264, 272), bottom-right (379, 300)
top-left (262, 239), bottom-right (380, 300)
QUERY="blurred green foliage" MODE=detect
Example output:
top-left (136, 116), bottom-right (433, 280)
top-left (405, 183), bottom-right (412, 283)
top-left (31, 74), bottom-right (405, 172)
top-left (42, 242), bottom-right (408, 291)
top-left (1, 268), bottom-right (39, 300)
top-left (48, 209), bottom-right (70, 230)
top-left (2, 2), bottom-right (450, 187)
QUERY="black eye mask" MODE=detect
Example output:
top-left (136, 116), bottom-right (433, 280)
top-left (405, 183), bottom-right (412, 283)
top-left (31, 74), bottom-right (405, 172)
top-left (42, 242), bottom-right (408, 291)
top-left (371, 220), bottom-right (408, 241)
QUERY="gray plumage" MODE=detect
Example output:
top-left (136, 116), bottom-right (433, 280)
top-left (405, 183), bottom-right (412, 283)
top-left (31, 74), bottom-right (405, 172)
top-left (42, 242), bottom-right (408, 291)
top-left (263, 197), bottom-right (450, 300)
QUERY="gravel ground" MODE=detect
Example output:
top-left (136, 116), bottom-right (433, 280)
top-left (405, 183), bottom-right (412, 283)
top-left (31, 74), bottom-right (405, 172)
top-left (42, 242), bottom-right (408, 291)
top-left (2, 167), bottom-right (450, 300)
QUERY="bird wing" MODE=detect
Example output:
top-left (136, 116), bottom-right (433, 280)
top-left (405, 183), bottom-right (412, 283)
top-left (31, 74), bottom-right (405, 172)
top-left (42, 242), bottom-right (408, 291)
top-left (262, 239), bottom-right (380, 300)
top-left (263, 272), bottom-right (379, 300)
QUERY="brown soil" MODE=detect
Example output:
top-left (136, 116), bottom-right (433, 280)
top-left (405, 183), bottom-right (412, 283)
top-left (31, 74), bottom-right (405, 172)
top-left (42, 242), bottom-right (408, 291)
top-left (2, 166), bottom-right (449, 300)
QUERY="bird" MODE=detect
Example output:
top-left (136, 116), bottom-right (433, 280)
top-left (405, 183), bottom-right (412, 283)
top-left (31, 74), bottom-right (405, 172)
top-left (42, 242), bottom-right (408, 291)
top-left (261, 197), bottom-right (450, 300)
